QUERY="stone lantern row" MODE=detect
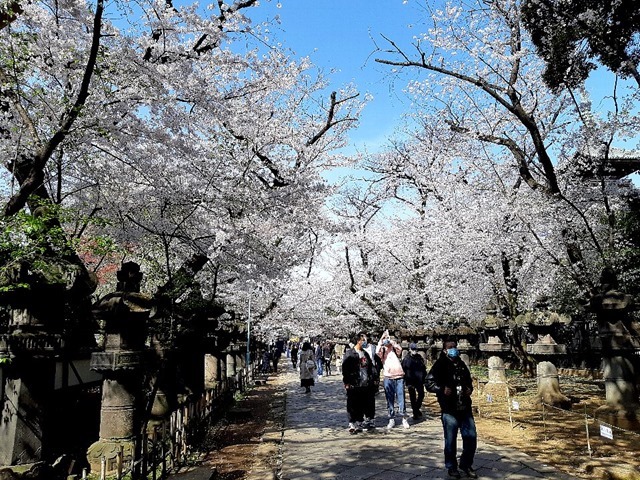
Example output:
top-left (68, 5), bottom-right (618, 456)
top-left (383, 283), bottom-right (640, 431)
top-left (0, 262), bottom-right (261, 475)
top-left (86, 263), bottom-right (260, 475)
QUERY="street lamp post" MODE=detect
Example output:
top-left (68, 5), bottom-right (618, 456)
top-left (246, 295), bottom-right (251, 367)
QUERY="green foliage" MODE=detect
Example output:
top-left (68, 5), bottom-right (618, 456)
top-left (609, 199), bottom-right (640, 297)
top-left (522, 0), bottom-right (640, 90)
top-left (0, 199), bottom-right (119, 288)
top-left (0, 204), bottom-right (71, 263)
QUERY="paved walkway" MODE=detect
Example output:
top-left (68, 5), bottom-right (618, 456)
top-left (278, 360), bottom-right (579, 480)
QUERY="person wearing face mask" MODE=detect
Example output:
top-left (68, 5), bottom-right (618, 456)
top-left (341, 332), bottom-right (375, 433)
top-left (401, 342), bottom-right (427, 419)
top-left (425, 339), bottom-right (478, 479)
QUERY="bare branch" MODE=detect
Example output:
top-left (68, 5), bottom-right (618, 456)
top-left (306, 91), bottom-right (359, 147)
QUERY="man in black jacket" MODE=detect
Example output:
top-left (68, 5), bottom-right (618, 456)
top-left (342, 332), bottom-right (375, 433)
top-left (402, 342), bottom-right (427, 419)
top-left (425, 339), bottom-right (478, 479)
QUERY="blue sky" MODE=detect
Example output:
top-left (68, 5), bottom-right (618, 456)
top-left (245, 1), bottom-right (639, 186)
top-left (246, 0), bottom-right (421, 153)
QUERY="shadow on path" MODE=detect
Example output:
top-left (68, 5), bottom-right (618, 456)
top-left (279, 359), bottom-right (579, 480)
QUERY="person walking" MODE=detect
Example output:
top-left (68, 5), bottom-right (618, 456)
top-left (299, 341), bottom-right (316, 393)
top-left (402, 342), bottom-right (427, 419)
top-left (314, 341), bottom-right (324, 376)
top-left (334, 342), bottom-right (346, 374)
top-left (341, 332), bottom-right (375, 433)
top-left (426, 339), bottom-right (478, 479)
top-left (363, 337), bottom-right (382, 427)
top-left (290, 342), bottom-right (299, 369)
top-left (322, 341), bottom-right (333, 376)
top-left (271, 343), bottom-right (281, 373)
top-left (376, 329), bottom-right (409, 429)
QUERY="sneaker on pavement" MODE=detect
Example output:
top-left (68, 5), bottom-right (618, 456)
top-left (348, 422), bottom-right (358, 434)
top-left (460, 467), bottom-right (478, 478)
top-left (386, 418), bottom-right (395, 429)
top-left (402, 417), bottom-right (410, 429)
top-left (363, 418), bottom-right (375, 429)
top-left (447, 469), bottom-right (462, 479)
top-left (355, 422), bottom-right (364, 432)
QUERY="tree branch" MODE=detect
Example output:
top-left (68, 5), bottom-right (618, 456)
top-left (4, 0), bottom-right (105, 216)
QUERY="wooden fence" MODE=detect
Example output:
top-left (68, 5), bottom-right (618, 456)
top-left (85, 360), bottom-right (258, 480)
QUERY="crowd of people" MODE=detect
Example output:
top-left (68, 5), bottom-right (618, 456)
top-left (340, 332), bottom-right (477, 479)
top-left (260, 332), bottom-right (478, 479)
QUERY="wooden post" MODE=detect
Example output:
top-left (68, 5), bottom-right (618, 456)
top-left (142, 429), bottom-right (148, 478)
top-left (152, 428), bottom-right (158, 480)
top-left (505, 382), bottom-right (513, 429)
top-left (585, 405), bottom-right (592, 457)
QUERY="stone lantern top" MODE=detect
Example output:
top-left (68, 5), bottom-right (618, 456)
top-left (481, 315), bottom-right (508, 330)
top-left (92, 262), bottom-right (152, 358)
top-left (592, 268), bottom-right (634, 306)
top-left (116, 261), bottom-right (143, 293)
top-left (515, 310), bottom-right (571, 327)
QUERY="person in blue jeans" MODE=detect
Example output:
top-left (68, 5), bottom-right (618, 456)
top-left (426, 339), bottom-right (478, 479)
top-left (315, 342), bottom-right (324, 376)
top-left (376, 330), bottom-right (409, 429)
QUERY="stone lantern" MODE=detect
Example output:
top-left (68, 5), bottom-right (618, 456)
top-left (432, 322), bottom-right (478, 368)
top-left (87, 262), bottom-right (152, 475)
top-left (478, 303), bottom-right (512, 398)
top-left (516, 297), bottom-right (572, 409)
top-left (0, 258), bottom-right (80, 465)
top-left (589, 268), bottom-right (640, 430)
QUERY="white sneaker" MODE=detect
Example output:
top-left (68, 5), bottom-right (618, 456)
top-left (355, 422), bottom-right (364, 432)
top-left (348, 422), bottom-right (358, 434)
top-left (402, 418), bottom-right (410, 429)
top-left (386, 418), bottom-right (395, 429)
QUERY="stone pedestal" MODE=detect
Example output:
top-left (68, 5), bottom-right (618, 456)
top-left (226, 352), bottom-right (237, 378)
top-left (596, 356), bottom-right (640, 430)
top-left (204, 353), bottom-right (220, 389)
top-left (86, 359), bottom-right (143, 474)
top-left (534, 361), bottom-right (570, 408)
top-left (479, 329), bottom-right (513, 399)
top-left (482, 356), bottom-right (513, 399)
top-left (0, 361), bottom-right (54, 465)
top-left (526, 335), bottom-right (570, 409)
top-left (218, 354), bottom-right (227, 384)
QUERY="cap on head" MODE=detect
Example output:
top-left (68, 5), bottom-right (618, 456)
top-left (409, 342), bottom-right (417, 350)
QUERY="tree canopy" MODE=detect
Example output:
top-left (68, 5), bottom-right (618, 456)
top-left (1, 0), bottom-right (639, 341)
top-left (522, 0), bottom-right (640, 89)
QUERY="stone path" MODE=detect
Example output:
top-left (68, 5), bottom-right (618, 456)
top-left (278, 360), bottom-right (580, 480)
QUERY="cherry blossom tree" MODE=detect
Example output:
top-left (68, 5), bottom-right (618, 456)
top-left (372, 0), bottom-right (639, 306)
top-left (0, 0), bottom-right (364, 340)
top-left (286, 0), bottom-right (639, 341)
